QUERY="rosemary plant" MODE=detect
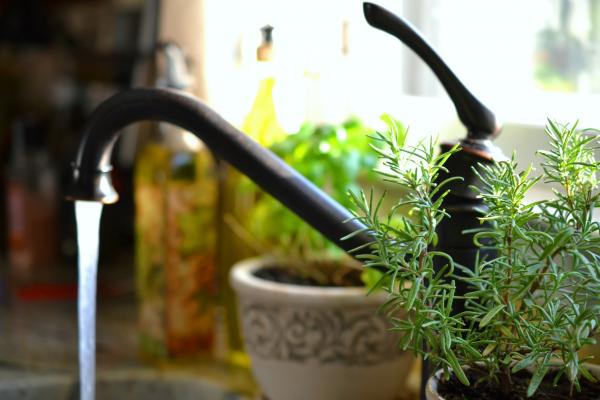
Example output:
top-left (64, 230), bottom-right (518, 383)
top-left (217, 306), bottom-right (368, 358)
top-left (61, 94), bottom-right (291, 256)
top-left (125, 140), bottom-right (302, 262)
top-left (350, 119), bottom-right (600, 397)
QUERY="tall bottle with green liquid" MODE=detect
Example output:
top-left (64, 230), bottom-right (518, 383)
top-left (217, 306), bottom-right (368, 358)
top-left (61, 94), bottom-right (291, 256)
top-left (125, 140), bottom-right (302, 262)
top-left (218, 25), bottom-right (286, 365)
top-left (135, 44), bottom-right (219, 360)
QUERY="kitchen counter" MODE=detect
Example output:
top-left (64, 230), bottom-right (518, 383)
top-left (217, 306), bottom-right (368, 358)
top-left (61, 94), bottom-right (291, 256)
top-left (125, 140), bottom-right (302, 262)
top-left (0, 254), bottom-right (257, 398)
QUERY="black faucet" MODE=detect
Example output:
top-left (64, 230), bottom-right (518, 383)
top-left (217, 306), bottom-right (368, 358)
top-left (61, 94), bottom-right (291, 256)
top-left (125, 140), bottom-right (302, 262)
top-left (65, 88), bottom-right (372, 254)
top-left (66, 3), bottom-right (504, 262)
top-left (66, 3), bottom-right (505, 397)
top-left (65, 0), bottom-right (506, 330)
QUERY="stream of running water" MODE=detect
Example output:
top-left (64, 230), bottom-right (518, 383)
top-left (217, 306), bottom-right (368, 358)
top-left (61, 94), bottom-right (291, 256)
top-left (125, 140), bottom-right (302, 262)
top-left (75, 201), bottom-right (103, 400)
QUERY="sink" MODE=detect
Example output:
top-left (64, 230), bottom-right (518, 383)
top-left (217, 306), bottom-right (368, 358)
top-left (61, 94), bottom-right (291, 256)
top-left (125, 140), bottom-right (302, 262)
top-left (0, 369), bottom-right (248, 400)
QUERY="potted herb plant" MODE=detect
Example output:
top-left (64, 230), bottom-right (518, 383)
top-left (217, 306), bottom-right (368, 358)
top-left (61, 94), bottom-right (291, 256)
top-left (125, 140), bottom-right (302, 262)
top-left (350, 119), bottom-right (600, 399)
top-left (230, 118), bottom-right (415, 400)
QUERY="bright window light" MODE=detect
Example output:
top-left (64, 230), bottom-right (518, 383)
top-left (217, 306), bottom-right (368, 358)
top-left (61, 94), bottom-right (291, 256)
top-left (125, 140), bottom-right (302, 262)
top-left (202, 0), bottom-right (600, 132)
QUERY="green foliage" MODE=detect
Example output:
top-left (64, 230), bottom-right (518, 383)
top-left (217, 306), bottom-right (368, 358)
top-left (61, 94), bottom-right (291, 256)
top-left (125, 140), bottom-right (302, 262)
top-left (350, 119), bottom-right (600, 396)
top-left (249, 118), bottom-right (378, 263)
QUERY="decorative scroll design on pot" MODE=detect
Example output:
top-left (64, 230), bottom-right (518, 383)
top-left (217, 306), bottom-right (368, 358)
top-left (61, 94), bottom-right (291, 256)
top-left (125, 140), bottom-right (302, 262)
top-left (240, 303), bottom-right (400, 366)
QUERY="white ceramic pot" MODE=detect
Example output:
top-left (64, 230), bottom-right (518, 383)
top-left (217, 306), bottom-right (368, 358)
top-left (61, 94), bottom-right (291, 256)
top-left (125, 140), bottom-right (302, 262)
top-left (425, 369), bottom-right (448, 400)
top-left (425, 364), bottom-right (600, 400)
top-left (230, 257), bottom-right (413, 400)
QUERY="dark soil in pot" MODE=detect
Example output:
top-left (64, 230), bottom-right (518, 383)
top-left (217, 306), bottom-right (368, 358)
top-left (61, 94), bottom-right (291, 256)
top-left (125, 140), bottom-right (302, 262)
top-left (253, 265), bottom-right (363, 287)
top-left (437, 368), bottom-right (600, 400)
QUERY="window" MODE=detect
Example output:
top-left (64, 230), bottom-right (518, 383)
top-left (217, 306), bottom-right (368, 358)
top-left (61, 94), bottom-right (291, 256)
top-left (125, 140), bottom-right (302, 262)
top-left (203, 0), bottom-right (600, 133)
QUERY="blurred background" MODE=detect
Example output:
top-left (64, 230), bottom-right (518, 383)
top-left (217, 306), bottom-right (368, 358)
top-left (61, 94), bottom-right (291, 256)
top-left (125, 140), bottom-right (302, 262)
top-left (0, 0), bottom-right (599, 397)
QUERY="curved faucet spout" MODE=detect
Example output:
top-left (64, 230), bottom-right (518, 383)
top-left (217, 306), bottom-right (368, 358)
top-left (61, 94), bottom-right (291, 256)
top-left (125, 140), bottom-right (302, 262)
top-left (66, 88), bottom-right (371, 254)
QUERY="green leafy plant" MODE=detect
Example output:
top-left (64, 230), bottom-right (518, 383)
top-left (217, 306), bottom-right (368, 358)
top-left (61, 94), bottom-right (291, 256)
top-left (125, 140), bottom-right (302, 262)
top-left (350, 119), bottom-right (600, 397)
top-left (244, 118), bottom-right (378, 281)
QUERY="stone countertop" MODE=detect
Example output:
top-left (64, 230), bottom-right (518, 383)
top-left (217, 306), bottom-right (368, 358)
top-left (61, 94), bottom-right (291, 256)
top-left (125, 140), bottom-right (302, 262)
top-left (0, 251), bottom-right (150, 370)
top-left (0, 294), bottom-right (257, 398)
top-left (0, 295), bottom-right (139, 371)
top-left (0, 366), bottom-right (254, 400)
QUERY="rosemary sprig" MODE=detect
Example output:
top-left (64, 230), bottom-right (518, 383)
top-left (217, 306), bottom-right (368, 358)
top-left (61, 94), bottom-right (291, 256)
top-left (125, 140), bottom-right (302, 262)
top-left (350, 118), bottom-right (600, 397)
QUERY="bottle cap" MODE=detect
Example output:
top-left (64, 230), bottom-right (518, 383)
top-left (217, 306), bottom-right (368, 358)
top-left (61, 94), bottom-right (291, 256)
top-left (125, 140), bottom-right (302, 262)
top-left (257, 25), bottom-right (274, 62)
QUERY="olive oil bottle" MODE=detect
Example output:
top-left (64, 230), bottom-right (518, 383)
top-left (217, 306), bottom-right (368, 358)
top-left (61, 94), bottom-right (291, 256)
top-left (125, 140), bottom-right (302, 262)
top-left (217, 26), bottom-right (286, 366)
top-left (135, 44), bottom-right (219, 360)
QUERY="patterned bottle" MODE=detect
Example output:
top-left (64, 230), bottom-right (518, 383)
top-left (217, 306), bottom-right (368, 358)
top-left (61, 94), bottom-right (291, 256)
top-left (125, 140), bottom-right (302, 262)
top-left (135, 44), bottom-right (219, 360)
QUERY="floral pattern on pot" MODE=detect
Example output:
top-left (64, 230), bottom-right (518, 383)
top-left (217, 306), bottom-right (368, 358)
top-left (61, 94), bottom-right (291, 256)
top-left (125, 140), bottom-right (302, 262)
top-left (240, 303), bottom-right (399, 366)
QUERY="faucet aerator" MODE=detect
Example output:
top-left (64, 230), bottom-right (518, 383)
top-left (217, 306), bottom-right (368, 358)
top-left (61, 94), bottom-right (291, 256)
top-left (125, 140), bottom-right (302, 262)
top-left (66, 166), bottom-right (119, 204)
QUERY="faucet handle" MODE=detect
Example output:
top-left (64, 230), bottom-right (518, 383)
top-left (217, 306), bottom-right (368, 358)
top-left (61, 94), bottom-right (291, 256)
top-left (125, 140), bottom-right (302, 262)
top-left (363, 2), bottom-right (501, 141)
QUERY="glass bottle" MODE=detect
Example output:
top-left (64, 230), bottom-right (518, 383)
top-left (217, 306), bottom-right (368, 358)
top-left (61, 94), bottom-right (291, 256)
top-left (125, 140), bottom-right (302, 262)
top-left (217, 25), bottom-right (286, 366)
top-left (135, 44), bottom-right (219, 360)
top-left (6, 116), bottom-right (58, 281)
